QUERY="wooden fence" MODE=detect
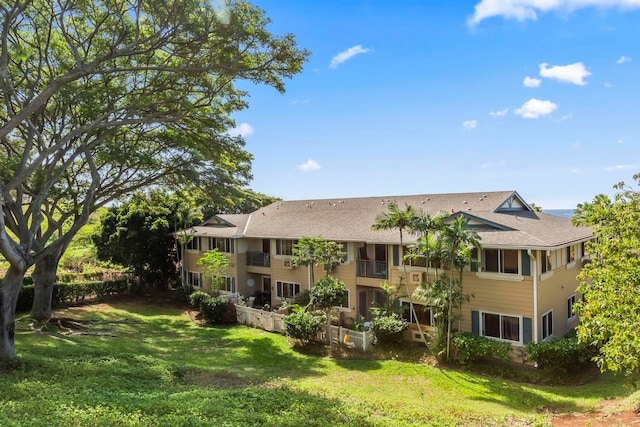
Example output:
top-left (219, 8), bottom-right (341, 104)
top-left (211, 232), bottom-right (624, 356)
top-left (235, 305), bottom-right (375, 351)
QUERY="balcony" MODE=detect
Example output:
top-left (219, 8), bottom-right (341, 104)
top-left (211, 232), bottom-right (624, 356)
top-left (356, 260), bottom-right (388, 279)
top-left (246, 252), bottom-right (270, 267)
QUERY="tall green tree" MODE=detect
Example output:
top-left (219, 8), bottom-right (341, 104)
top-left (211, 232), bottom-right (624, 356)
top-left (0, 0), bottom-right (308, 359)
top-left (292, 237), bottom-right (346, 290)
top-left (309, 275), bottom-right (348, 352)
top-left (440, 216), bottom-right (480, 360)
top-left (572, 174), bottom-right (640, 379)
top-left (372, 202), bottom-right (428, 345)
top-left (93, 191), bottom-right (200, 290)
top-left (196, 249), bottom-right (232, 296)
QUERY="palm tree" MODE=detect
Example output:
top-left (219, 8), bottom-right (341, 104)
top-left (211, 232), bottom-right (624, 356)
top-left (441, 215), bottom-right (480, 360)
top-left (372, 202), bottom-right (427, 345)
top-left (409, 210), bottom-right (444, 281)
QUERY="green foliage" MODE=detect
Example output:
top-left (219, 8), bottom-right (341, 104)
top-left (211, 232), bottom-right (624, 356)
top-left (293, 289), bottom-right (311, 306)
top-left (16, 280), bottom-right (131, 311)
top-left (525, 337), bottom-right (598, 375)
top-left (189, 291), bottom-right (236, 324)
top-left (371, 313), bottom-right (409, 346)
top-left (200, 297), bottom-right (236, 324)
top-left (309, 276), bottom-right (347, 310)
top-left (573, 174), bottom-right (640, 378)
top-left (196, 249), bottom-right (232, 295)
top-left (5, 299), bottom-right (638, 426)
top-left (453, 333), bottom-right (512, 365)
top-left (189, 291), bottom-right (210, 308)
top-left (283, 311), bottom-right (322, 345)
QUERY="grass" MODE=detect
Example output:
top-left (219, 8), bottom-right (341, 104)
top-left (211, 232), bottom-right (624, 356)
top-left (1, 297), bottom-right (637, 427)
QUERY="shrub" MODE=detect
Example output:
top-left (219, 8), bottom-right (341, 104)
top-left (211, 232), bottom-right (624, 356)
top-left (371, 313), bottom-right (409, 346)
top-left (525, 337), bottom-right (598, 375)
top-left (283, 310), bottom-right (322, 345)
top-left (199, 296), bottom-right (230, 324)
top-left (189, 291), bottom-right (210, 308)
top-left (453, 333), bottom-right (512, 364)
top-left (294, 289), bottom-right (311, 306)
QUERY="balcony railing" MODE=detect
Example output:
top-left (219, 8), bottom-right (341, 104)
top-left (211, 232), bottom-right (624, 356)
top-left (246, 252), bottom-right (270, 267)
top-left (356, 260), bottom-right (388, 279)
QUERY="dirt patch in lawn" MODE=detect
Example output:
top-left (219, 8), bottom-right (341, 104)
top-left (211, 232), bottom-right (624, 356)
top-left (551, 399), bottom-right (640, 426)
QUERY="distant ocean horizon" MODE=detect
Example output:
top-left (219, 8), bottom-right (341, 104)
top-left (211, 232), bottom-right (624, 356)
top-left (543, 209), bottom-right (575, 219)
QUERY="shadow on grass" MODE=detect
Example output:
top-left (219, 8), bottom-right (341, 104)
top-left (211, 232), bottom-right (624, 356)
top-left (437, 364), bottom-right (634, 415)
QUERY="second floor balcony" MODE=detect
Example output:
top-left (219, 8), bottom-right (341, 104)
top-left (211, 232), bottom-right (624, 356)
top-left (246, 252), bottom-right (270, 267)
top-left (356, 259), bottom-right (388, 279)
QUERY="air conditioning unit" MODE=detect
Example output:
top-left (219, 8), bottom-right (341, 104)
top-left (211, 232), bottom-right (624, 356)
top-left (283, 259), bottom-right (293, 269)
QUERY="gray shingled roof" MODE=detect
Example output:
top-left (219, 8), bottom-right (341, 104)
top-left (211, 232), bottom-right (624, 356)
top-left (190, 191), bottom-right (592, 248)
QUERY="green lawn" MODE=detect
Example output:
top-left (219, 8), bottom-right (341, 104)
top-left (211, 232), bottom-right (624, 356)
top-left (1, 298), bottom-right (636, 427)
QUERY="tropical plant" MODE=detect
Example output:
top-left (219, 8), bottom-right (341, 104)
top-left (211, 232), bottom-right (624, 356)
top-left (572, 174), bottom-right (640, 379)
top-left (292, 237), bottom-right (346, 289)
top-left (309, 275), bottom-right (348, 351)
top-left (196, 249), bottom-right (232, 296)
top-left (372, 202), bottom-right (427, 344)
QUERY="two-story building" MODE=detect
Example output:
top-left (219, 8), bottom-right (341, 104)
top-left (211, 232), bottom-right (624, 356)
top-left (178, 190), bottom-right (592, 346)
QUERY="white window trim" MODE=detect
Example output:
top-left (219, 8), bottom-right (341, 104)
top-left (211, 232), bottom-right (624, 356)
top-left (541, 309), bottom-right (554, 341)
top-left (400, 300), bottom-right (436, 330)
top-left (335, 289), bottom-right (351, 312)
top-left (567, 294), bottom-right (578, 323)
top-left (275, 280), bottom-right (301, 300)
top-left (479, 310), bottom-right (523, 345)
top-left (480, 249), bottom-right (521, 275)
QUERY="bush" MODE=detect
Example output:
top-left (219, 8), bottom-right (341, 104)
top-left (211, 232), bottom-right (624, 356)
top-left (371, 313), bottom-right (409, 346)
top-left (293, 289), bottom-right (311, 306)
top-left (189, 291), bottom-right (210, 308)
top-left (283, 310), bottom-right (322, 345)
top-left (453, 333), bottom-right (512, 364)
top-left (525, 337), bottom-right (598, 375)
top-left (199, 296), bottom-right (234, 324)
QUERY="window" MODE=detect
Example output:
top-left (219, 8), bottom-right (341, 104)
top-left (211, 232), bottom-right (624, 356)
top-left (542, 310), bottom-right (553, 340)
top-left (481, 312), bottom-right (520, 342)
top-left (276, 281), bottom-right (301, 298)
top-left (567, 294), bottom-right (577, 320)
top-left (402, 302), bottom-right (433, 327)
top-left (403, 247), bottom-right (427, 267)
top-left (566, 245), bottom-right (576, 264)
top-left (186, 271), bottom-right (202, 288)
top-left (220, 277), bottom-right (236, 293)
top-left (482, 249), bottom-right (519, 274)
top-left (276, 239), bottom-right (297, 255)
top-left (186, 237), bottom-right (200, 250)
top-left (209, 237), bottom-right (234, 253)
top-left (338, 290), bottom-right (350, 310)
top-left (541, 250), bottom-right (552, 273)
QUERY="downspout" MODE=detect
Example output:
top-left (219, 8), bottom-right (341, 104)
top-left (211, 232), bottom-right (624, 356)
top-left (527, 249), bottom-right (538, 344)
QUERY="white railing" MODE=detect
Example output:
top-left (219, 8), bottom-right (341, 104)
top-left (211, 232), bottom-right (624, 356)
top-left (235, 305), bottom-right (374, 351)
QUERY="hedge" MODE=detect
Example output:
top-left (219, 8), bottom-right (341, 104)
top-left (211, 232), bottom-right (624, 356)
top-left (15, 279), bottom-right (132, 311)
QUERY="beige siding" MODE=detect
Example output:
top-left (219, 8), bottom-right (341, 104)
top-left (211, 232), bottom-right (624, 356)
top-left (537, 258), bottom-right (582, 339)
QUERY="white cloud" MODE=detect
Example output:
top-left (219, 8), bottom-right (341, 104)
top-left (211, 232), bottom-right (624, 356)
top-left (298, 159), bottom-right (321, 172)
top-left (539, 62), bottom-right (591, 85)
top-left (462, 120), bottom-right (478, 129)
top-left (605, 164), bottom-right (635, 171)
top-left (489, 108), bottom-right (509, 117)
top-left (468, 0), bottom-right (640, 26)
top-left (617, 55), bottom-right (631, 64)
top-left (330, 45), bottom-right (372, 69)
top-left (291, 99), bottom-right (310, 105)
top-left (228, 123), bottom-right (254, 137)
top-left (604, 81), bottom-right (613, 88)
top-left (523, 76), bottom-right (541, 88)
top-left (617, 139), bottom-right (624, 144)
top-left (515, 98), bottom-right (558, 119)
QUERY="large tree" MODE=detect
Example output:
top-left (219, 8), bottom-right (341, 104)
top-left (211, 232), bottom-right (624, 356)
top-left (0, 0), bottom-right (308, 359)
top-left (572, 174), bottom-right (640, 379)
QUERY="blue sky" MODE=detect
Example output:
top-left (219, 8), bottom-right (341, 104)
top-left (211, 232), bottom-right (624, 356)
top-left (231, 0), bottom-right (640, 209)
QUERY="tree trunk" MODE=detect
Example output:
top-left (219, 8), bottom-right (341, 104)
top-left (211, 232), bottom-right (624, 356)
top-left (0, 266), bottom-right (27, 360)
top-left (30, 252), bottom-right (61, 320)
